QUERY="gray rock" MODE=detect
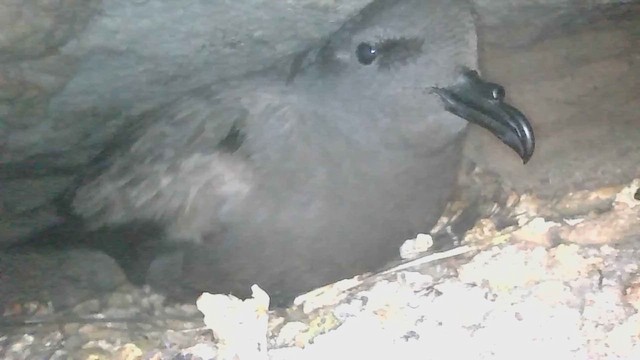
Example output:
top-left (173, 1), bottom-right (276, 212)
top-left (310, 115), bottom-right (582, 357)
top-left (0, 0), bottom-right (99, 62)
top-left (475, 1), bottom-right (638, 48)
top-left (0, 248), bottom-right (126, 311)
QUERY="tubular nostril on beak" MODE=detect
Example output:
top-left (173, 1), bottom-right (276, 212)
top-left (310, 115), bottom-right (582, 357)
top-left (491, 86), bottom-right (505, 101)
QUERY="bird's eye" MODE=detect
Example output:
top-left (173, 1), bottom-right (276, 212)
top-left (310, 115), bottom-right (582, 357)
top-left (491, 86), bottom-right (505, 101)
top-left (356, 42), bottom-right (377, 65)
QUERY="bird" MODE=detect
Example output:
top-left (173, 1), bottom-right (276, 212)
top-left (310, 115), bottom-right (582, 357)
top-left (71, 0), bottom-right (534, 306)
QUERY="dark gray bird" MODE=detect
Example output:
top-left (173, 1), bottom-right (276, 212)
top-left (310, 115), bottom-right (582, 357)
top-left (72, 0), bottom-right (534, 305)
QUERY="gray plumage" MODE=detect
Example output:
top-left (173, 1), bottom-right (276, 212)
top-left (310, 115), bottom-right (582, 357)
top-left (72, 0), bottom-right (511, 304)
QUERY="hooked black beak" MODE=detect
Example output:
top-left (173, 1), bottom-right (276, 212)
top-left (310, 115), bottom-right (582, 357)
top-left (431, 69), bottom-right (535, 164)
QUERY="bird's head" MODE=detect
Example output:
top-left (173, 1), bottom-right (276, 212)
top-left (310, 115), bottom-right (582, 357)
top-left (291, 0), bottom-right (534, 162)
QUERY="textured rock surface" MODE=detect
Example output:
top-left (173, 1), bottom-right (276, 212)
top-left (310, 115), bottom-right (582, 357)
top-left (0, 0), bottom-right (99, 62)
top-left (0, 248), bottom-right (126, 311)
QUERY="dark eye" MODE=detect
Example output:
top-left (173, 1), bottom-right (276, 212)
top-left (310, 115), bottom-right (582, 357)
top-left (356, 42), bottom-right (377, 65)
top-left (491, 85), bottom-right (505, 101)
